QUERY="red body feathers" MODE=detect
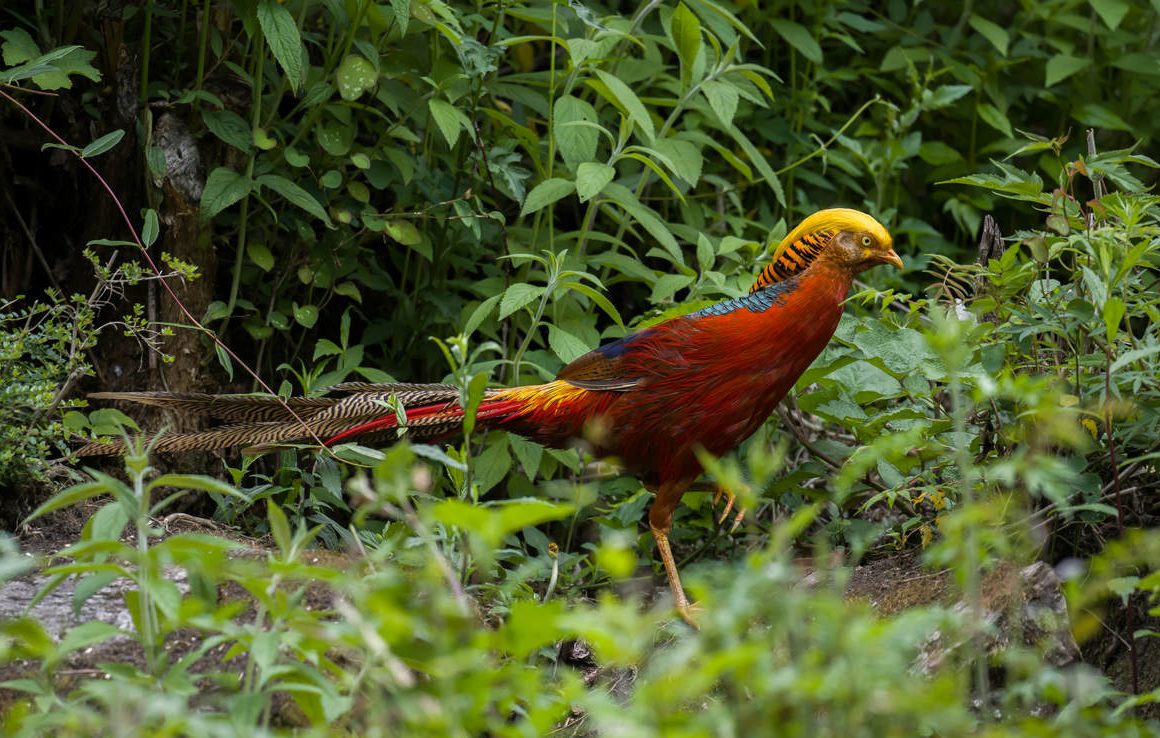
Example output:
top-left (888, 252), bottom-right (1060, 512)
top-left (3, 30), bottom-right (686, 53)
top-left (328, 260), bottom-right (852, 488)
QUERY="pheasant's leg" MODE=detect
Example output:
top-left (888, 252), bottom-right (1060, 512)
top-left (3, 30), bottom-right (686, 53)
top-left (648, 480), bottom-right (697, 627)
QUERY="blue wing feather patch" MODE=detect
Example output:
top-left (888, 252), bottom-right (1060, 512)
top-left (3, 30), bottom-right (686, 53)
top-left (690, 277), bottom-right (798, 318)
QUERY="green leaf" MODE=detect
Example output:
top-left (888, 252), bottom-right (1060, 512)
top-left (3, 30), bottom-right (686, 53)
top-left (257, 0), bottom-right (305, 91)
top-left (203, 109), bottom-right (254, 152)
top-left (1103, 297), bottom-right (1126, 343)
top-left (653, 137), bottom-right (703, 186)
top-left (256, 174), bottom-right (334, 227)
top-left (201, 167), bottom-right (252, 219)
top-left (431, 498), bottom-right (574, 549)
top-left (385, 219), bottom-right (422, 246)
top-left (701, 79), bottom-right (739, 126)
top-left (770, 19), bottom-right (822, 63)
top-left (1091, 0), bottom-right (1130, 29)
top-left (141, 208), bottom-right (159, 247)
top-left (602, 183), bottom-right (683, 264)
top-left (428, 98), bottom-right (470, 148)
top-left (977, 103), bottom-right (1013, 138)
top-left (1109, 345), bottom-right (1160, 373)
top-left (80, 129), bottom-right (125, 158)
top-left (921, 85), bottom-right (972, 111)
top-left (521, 178), bottom-right (575, 217)
top-left (918, 141), bottom-right (963, 165)
top-left (575, 161), bottom-right (615, 203)
top-left (1045, 54), bottom-right (1091, 87)
top-left (968, 15), bottom-right (1008, 56)
top-left (294, 303), bottom-right (319, 328)
top-left (1072, 103), bottom-right (1132, 132)
top-left (1111, 53), bottom-right (1160, 76)
top-left (670, 2), bottom-right (703, 88)
top-left (0, 28), bottom-right (39, 65)
top-left (591, 70), bottom-right (655, 142)
top-left (464, 293), bottom-right (502, 336)
top-left (553, 95), bottom-right (599, 171)
top-left (650, 273), bottom-right (694, 303)
top-left (499, 283), bottom-right (545, 320)
top-left (336, 54), bottom-right (377, 101)
top-left (547, 324), bottom-right (591, 363)
top-left (561, 282), bottom-right (624, 326)
top-left (267, 499), bottom-right (292, 555)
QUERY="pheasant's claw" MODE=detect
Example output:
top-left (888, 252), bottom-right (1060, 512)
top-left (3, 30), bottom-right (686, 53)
top-left (712, 486), bottom-right (747, 532)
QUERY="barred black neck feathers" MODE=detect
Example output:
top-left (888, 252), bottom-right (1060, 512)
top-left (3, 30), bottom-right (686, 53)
top-left (750, 228), bottom-right (833, 292)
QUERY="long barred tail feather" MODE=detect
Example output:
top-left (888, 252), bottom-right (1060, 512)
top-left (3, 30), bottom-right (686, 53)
top-left (75, 383), bottom-right (519, 456)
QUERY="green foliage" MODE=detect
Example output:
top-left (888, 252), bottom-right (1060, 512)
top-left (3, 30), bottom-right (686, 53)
top-left (0, 297), bottom-right (92, 486)
top-left (4, 449), bottom-right (1158, 736)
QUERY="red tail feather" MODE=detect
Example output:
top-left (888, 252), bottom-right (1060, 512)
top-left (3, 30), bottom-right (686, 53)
top-left (323, 397), bottom-right (528, 446)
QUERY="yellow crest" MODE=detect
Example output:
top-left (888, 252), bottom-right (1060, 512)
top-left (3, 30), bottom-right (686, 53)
top-left (751, 208), bottom-right (891, 292)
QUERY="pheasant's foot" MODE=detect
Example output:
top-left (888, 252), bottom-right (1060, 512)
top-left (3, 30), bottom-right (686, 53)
top-left (675, 600), bottom-right (702, 629)
top-left (711, 486), bottom-right (747, 533)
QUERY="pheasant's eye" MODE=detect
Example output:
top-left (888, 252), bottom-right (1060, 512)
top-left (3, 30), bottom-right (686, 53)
top-left (860, 235), bottom-right (873, 247)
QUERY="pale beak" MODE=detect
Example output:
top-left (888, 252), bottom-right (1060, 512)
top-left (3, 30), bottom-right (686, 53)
top-left (880, 248), bottom-right (904, 270)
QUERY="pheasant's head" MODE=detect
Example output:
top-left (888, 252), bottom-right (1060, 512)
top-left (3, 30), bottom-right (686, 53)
top-left (751, 208), bottom-right (902, 291)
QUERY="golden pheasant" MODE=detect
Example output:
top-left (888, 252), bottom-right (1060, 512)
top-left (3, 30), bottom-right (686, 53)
top-left (80, 208), bottom-right (901, 625)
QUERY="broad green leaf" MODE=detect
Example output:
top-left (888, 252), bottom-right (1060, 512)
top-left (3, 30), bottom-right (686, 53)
top-left (336, 54), bottom-right (377, 100)
top-left (1111, 53), bottom-right (1160, 76)
top-left (521, 178), bottom-right (575, 217)
top-left (968, 15), bottom-right (1008, 56)
top-left (921, 85), bottom-right (972, 111)
top-left (770, 19), bottom-right (822, 63)
top-left (977, 103), bottom-right (1013, 138)
top-left (670, 2), bottom-right (703, 88)
top-left (0, 28), bottom-right (39, 65)
top-left (203, 109), bottom-right (254, 152)
top-left (499, 283), bottom-right (545, 319)
top-left (1045, 54), bottom-right (1091, 87)
top-left (1091, 0), bottom-right (1130, 29)
top-left (140, 208), bottom-right (159, 248)
top-left (428, 98), bottom-right (470, 148)
top-left (294, 303), bottom-right (319, 328)
top-left (701, 79), bottom-right (739, 126)
top-left (602, 182), bottom-right (683, 264)
top-left (918, 141), bottom-right (963, 165)
top-left (576, 161), bottom-right (615, 203)
top-left (431, 498), bottom-right (574, 549)
top-left (727, 125), bottom-right (785, 205)
top-left (201, 167), bottom-right (252, 219)
top-left (464, 293), bottom-right (501, 336)
top-left (653, 137), bottom-right (703, 186)
top-left (317, 124), bottom-right (353, 156)
top-left (257, 0), bottom-right (305, 91)
top-left (257, 174), bottom-right (334, 227)
top-left (592, 70), bottom-right (655, 142)
top-left (553, 95), bottom-right (599, 170)
top-left (385, 219), bottom-right (422, 245)
top-left (244, 243), bottom-right (271, 272)
top-left (850, 323), bottom-right (932, 375)
top-left (548, 324), bottom-right (591, 363)
top-left (561, 282), bottom-right (624, 326)
top-left (1103, 296), bottom-right (1126, 342)
top-left (650, 273), bottom-right (694, 303)
top-left (80, 129), bottom-right (125, 158)
top-left (1072, 103), bottom-right (1132, 132)
top-left (1109, 345), bottom-right (1160, 373)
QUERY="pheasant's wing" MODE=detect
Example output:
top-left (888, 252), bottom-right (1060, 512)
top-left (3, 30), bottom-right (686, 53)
top-left (555, 327), bottom-right (663, 391)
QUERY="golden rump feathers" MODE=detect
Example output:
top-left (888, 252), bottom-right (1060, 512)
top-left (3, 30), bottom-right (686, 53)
top-left (751, 208), bottom-right (894, 291)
